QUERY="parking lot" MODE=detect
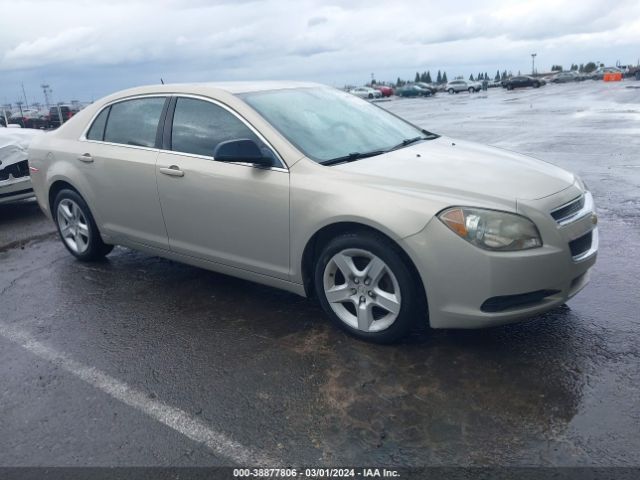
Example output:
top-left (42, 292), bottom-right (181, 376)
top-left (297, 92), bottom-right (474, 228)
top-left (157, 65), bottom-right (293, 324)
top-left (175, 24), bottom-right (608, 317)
top-left (1, 81), bottom-right (639, 467)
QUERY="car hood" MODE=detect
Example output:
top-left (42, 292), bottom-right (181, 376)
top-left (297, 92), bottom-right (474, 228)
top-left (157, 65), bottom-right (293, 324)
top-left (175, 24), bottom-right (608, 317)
top-left (333, 136), bottom-right (575, 204)
top-left (0, 127), bottom-right (44, 168)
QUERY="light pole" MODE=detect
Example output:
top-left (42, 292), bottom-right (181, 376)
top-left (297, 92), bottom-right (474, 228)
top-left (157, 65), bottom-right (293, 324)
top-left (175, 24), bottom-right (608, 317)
top-left (531, 53), bottom-right (537, 75)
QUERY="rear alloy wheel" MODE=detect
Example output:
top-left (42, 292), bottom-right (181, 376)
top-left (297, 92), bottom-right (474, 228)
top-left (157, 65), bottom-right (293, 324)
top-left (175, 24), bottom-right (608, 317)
top-left (314, 232), bottom-right (423, 343)
top-left (54, 189), bottom-right (113, 261)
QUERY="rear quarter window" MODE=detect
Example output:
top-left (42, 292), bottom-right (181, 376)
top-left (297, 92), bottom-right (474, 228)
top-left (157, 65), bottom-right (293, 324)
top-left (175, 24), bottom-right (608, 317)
top-left (103, 97), bottom-right (166, 148)
top-left (86, 107), bottom-right (110, 141)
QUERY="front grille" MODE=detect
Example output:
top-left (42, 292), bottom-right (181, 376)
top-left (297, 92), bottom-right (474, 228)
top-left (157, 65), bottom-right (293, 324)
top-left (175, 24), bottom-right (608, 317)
top-left (0, 160), bottom-right (29, 181)
top-left (551, 195), bottom-right (585, 223)
top-left (0, 187), bottom-right (33, 199)
top-left (481, 289), bottom-right (560, 313)
top-left (569, 231), bottom-right (592, 258)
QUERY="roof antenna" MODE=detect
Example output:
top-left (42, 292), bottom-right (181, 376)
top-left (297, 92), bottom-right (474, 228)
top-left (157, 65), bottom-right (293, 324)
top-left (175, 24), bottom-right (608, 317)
top-left (160, 78), bottom-right (165, 85)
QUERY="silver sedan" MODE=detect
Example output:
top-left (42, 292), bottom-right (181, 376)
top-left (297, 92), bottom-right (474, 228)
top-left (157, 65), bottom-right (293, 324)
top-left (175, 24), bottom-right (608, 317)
top-left (28, 82), bottom-right (597, 343)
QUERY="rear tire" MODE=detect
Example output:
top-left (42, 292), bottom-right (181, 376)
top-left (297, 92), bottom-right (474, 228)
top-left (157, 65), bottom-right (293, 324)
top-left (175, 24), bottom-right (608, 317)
top-left (53, 189), bottom-right (113, 261)
top-left (314, 231), bottom-right (424, 343)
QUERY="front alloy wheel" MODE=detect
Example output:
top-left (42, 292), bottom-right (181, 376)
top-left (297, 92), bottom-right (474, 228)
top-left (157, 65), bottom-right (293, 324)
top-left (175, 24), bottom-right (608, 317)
top-left (323, 248), bottom-right (401, 332)
top-left (314, 232), bottom-right (425, 343)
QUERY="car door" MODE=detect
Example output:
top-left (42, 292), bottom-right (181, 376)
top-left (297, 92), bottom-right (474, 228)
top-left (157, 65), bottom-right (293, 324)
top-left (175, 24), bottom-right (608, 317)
top-left (80, 96), bottom-right (169, 250)
top-left (155, 96), bottom-right (290, 279)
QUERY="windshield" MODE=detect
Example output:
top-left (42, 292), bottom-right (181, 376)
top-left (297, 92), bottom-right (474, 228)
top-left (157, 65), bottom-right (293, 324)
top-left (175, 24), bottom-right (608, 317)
top-left (240, 87), bottom-right (434, 164)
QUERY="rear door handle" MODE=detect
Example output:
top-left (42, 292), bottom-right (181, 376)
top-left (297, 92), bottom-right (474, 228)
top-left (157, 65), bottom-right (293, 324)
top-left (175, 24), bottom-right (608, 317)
top-left (77, 153), bottom-right (93, 163)
top-left (159, 165), bottom-right (185, 177)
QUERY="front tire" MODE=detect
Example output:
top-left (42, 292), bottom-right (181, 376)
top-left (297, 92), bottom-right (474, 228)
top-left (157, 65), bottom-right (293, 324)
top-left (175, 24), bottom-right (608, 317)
top-left (314, 232), bottom-right (424, 343)
top-left (53, 189), bottom-right (113, 261)
top-left (468, 87), bottom-right (474, 93)
top-left (448, 88), bottom-right (454, 94)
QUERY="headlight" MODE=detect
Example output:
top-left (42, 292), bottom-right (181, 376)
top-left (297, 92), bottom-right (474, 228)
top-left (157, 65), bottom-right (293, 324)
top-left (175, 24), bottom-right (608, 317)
top-left (438, 207), bottom-right (542, 251)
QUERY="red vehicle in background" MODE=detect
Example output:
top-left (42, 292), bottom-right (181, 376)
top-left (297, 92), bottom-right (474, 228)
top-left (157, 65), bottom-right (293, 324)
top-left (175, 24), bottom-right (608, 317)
top-left (46, 106), bottom-right (79, 129)
top-left (374, 85), bottom-right (394, 97)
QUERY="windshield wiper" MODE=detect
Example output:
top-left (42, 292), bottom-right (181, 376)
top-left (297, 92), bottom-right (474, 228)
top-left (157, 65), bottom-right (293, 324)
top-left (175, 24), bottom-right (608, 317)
top-left (384, 136), bottom-right (424, 153)
top-left (386, 130), bottom-right (440, 153)
top-left (321, 150), bottom-right (386, 166)
top-left (421, 129), bottom-right (440, 139)
top-left (321, 130), bottom-right (440, 166)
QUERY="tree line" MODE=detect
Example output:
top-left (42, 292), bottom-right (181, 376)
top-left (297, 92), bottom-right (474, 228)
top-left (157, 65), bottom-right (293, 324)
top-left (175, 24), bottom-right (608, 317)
top-left (551, 62), bottom-right (598, 73)
top-left (378, 61), bottom-right (602, 87)
top-left (388, 70), bottom-right (512, 87)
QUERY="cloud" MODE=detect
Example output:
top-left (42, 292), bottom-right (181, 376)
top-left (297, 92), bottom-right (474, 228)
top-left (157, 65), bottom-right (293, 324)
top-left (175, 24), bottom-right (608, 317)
top-left (0, 0), bottom-right (638, 101)
top-left (308, 16), bottom-right (328, 27)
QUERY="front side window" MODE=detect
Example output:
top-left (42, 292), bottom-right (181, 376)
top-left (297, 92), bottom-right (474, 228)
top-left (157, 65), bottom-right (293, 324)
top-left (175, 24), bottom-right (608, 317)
top-left (170, 97), bottom-right (263, 158)
top-left (103, 97), bottom-right (165, 148)
top-left (241, 87), bottom-right (429, 163)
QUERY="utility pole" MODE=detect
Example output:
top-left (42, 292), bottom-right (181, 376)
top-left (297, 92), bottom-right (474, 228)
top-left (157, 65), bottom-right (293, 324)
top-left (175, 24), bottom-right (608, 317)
top-left (21, 83), bottom-right (29, 108)
top-left (531, 53), bottom-right (537, 75)
top-left (41, 84), bottom-right (52, 108)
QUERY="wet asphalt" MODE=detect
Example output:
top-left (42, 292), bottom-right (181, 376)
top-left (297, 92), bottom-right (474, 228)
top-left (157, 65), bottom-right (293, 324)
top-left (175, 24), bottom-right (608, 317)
top-left (0, 81), bottom-right (639, 467)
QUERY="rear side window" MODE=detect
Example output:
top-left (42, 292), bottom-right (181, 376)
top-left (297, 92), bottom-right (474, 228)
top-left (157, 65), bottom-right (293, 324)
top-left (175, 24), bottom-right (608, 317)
top-left (103, 97), bottom-right (165, 148)
top-left (170, 97), bottom-right (261, 157)
top-left (86, 107), bottom-right (110, 141)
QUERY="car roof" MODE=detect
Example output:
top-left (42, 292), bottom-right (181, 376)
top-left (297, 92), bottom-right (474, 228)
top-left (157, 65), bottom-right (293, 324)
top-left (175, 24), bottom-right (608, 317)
top-left (100, 81), bottom-right (325, 100)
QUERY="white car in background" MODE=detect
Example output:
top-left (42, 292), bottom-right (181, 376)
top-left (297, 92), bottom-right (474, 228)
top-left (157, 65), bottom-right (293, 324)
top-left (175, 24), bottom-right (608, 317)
top-left (348, 87), bottom-right (382, 99)
top-left (446, 79), bottom-right (482, 93)
top-left (0, 127), bottom-right (43, 204)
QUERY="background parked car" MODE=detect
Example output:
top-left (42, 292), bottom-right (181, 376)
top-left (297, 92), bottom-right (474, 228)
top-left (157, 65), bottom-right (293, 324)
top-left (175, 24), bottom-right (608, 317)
top-left (374, 85), bottom-right (394, 97)
top-left (446, 79), bottom-right (481, 93)
top-left (589, 67), bottom-right (623, 81)
top-left (348, 87), bottom-right (382, 99)
top-left (414, 82), bottom-right (438, 95)
top-left (47, 105), bottom-right (79, 128)
top-left (0, 127), bottom-right (43, 204)
top-left (395, 84), bottom-right (432, 97)
top-left (503, 75), bottom-right (545, 90)
top-left (8, 109), bottom-right (47, 129)
top-left (552, 71), bottom-right (582, 83)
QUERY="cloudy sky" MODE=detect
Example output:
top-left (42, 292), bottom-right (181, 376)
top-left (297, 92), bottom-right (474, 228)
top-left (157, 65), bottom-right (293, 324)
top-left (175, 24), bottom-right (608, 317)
top-left (1, 0), bottom-right (639, 105)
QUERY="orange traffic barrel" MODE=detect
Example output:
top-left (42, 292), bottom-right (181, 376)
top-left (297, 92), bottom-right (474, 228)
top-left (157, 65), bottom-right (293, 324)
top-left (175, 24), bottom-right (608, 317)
top-left (604, 72), bottom-right (623, 82)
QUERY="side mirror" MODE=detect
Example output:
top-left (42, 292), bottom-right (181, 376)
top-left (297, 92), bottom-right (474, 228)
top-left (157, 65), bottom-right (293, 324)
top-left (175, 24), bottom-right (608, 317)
top-left (213, 139), bottom-right (274, 167)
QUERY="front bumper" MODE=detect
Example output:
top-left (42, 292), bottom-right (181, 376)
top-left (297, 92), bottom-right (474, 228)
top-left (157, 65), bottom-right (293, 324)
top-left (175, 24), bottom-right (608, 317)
top-left (0, 176), bottom-right (34, 205)
top-left (403, 184), bottom-right (597, 329)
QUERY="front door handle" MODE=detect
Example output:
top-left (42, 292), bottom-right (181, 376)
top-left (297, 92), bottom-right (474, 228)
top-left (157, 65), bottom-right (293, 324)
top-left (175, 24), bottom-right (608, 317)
top-left (77, 153), bottom-right (93, 163)
top-left (159, 165), bottom-right (185, 177)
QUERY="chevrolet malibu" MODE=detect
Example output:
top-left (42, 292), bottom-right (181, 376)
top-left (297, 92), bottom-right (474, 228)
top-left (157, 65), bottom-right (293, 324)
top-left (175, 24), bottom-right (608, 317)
top-left (28, 82), bottom-right (598, 343)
